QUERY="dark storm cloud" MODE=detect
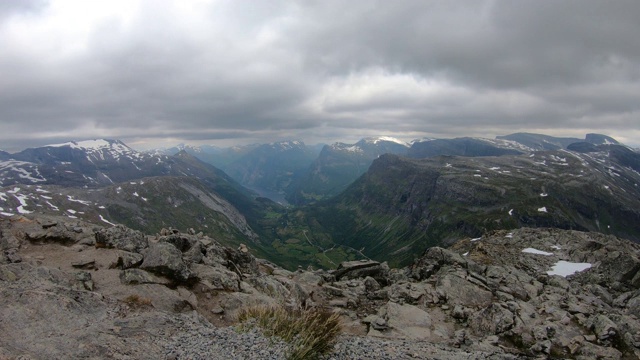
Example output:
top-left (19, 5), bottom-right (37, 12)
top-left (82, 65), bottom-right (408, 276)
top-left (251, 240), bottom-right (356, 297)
top-left (0, 0), bottom-right (638, 152)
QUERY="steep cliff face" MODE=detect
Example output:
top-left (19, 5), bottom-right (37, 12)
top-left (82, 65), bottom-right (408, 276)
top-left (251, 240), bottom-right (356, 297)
top-left (304, 148), bottom-right (640, 266)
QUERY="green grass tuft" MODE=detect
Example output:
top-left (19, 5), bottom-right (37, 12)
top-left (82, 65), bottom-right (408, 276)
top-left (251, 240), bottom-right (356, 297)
top-left (237, 305), bottom-right (342, 360)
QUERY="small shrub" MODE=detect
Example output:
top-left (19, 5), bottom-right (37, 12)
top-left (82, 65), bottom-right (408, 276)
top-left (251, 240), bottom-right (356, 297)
top-left (123, 294), bottom-right (152, 308)
top-left (237, 305), bottom-right (341, 360)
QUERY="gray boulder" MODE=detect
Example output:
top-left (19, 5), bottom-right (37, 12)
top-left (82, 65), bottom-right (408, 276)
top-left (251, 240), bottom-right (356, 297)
top-left (334, 260), bottom-right (388, 283)
top-left (140, 242), bottom-right (193, 283)
top-left (95, 225), bottom-right (148, 253)
top-left (119, 269), bottom-right (170, 285)
top-left (469, 303), bottom-right (515, 336)
top-left (158, 234), bottom-right (198, 252)
top-left (409, 247), bottom-right (468, 280)
top-left (110, 251), bottom-right (144, 270)
top-left (436, 270), bottom-right (493, 308)
top-left (368, 302), bottom-right (436, 340)
top-left (588, 314), bottom-right (618, 344)
top-left (191, 263), bottom-right (240, 292)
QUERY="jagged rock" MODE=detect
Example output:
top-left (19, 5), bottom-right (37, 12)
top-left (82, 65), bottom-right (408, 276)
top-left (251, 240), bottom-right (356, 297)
top-left (364, 276), bottom-right (381, 293)
top-left (110, 251), bottom-right (144, 270)
top-left (436, 270), bottom-right (493, 308)
top-left (588, 314), bottom-right (618, 344)
top-left (159, 234), bottom-right (197, 252)
top-left (363, 315), bottom-right (389, 331)
top-left (210, 306), bottom-right (224, 314)
top-left (74, 271), bottom-right (94, 291)
top-left (599, 251), bottom-right (640, 289)
top-left (225, 247), bottom-right (259, 276)
top-left (266, 276), bottom-right (309, 307)
top-left (469, 303), bottom-right (515, 336)
top-left (453, 329), bottom-right (468, 347)
top-left (486, 266), bottom-right (541, 301)
top-left (573, 340), bottom-right (623, 359)
top-left (294, 271), bottom-right (323, 287)
top-left (132, 284), bottom-right (194, 313)
top-left (25, 222), bottom-right (81, 245)
top-left (140, 242), bottom-right (193, 283)
top-left (323, 285), bottom-right (345, 297)
top-left (627, 295), bottom-right (640, 315)
top-left (71, 258), bottom-right (96, 270)
top-left (0, 227), bottom-right (20, 249)
top-left (5, 217), bottom-right (640, 359)
top-left (409, 247), bottom-right (467, 280)
top-left (4, 249), bottom-right (21, 263)
top-left (201, 241), bottom-right (228, 266)
top-left (334, 260), bottom-right (388, 283)
top-left (191, 263), bottom-right (240, 292)
top-left (119, 269), bottom-right (170, 285)
top-left (176, 286), bottom-right (198, 309)
top-left (95, 225), bottom-right (148, 253)
top-left (387, 281), bottom-right (434, 304)
top-left (368, 302), bottom-right (435, 340)
top-left (183, 241), bottom-right (203, 264)
top-left (451, 305), bottom-right (472, 320)
top-left (613, 291), bottom-right (636, 308)
top-left (329, 299), bottom-right (348, 307)
top-left (586, 284), bottom-right (614, 305)
top-left (530, 339), bottom-right (552, 355)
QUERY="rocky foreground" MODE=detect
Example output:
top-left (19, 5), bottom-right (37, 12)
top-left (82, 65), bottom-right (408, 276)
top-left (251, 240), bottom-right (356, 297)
top-left (1, 215), bottom-right (640, 359)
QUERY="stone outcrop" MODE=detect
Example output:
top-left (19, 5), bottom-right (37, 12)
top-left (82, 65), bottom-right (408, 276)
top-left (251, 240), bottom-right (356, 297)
top-left (3, 216), bottom-right (640, 359)
top-left (95, 224), bottom-right (148, 253)
top-left (140, 242), bottom-right (194, 283)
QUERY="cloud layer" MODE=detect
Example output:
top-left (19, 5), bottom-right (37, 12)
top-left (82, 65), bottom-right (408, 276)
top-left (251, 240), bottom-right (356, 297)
top-left (1, 0), bottom-right (639, 151)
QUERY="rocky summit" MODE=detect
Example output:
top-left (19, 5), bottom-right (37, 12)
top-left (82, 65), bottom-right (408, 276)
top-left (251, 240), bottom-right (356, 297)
top-left (2, 214), bottom-right (640, 359)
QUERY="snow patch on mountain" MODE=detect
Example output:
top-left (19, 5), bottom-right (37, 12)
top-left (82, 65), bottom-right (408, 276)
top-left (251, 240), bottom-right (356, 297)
top-left (522, 248), bottom-right (553, 256)
top-left (67, 195), bottom-right (91, 206)
top-left (363, 136), bottom-right (409, 146)
top-left (0, 161), bottom-right (47, 184)
top-left (45, 139), bottom-right (144, 162)
top-left (13, 192), bottom-right (33, 214)
top-left (547, 261), bottom-right (592, 277)
top-left (99, 215), bottom-right (116, 226)
top-left (477, 137), bottom-right (535, 152)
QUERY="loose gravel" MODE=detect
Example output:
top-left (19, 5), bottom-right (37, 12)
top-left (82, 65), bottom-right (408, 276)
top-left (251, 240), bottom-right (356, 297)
top-left (165, 320), bottom-right (523, 360)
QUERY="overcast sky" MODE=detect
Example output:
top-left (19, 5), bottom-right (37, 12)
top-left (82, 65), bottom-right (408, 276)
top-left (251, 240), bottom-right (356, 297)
top-left (0, 0), bottom-right (639, 151)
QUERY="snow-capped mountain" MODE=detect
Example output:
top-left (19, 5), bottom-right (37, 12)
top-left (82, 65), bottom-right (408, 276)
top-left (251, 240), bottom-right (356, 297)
top-left (0, 139), bottom-right (175, 187)
top-left (0, 142), bottom-right (277, 251)
top-left (43, 139), bottom-right (143, 162)
top-left (329, 136), bottom-right (410, 155)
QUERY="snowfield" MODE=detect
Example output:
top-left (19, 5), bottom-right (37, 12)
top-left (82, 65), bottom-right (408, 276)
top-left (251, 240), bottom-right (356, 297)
top-left (547, 261), bottom-right (592, 277)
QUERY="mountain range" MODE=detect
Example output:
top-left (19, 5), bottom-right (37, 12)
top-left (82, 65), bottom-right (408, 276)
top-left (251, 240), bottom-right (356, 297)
top-left (1, 133), bottom-right (639, 270)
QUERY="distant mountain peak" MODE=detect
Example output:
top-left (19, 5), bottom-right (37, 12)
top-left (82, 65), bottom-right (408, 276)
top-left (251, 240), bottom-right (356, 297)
top-left (45, 139), bottom-right (127, 150)
top-left (267, 140), bottom-right (306, 151)
top-left (585, 133), bottom-right (620, 145)
top-left (360, 136), bottom-right (409, 147)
